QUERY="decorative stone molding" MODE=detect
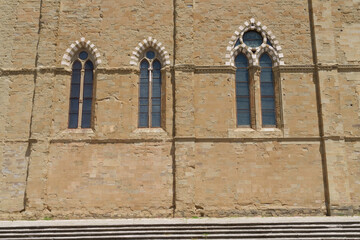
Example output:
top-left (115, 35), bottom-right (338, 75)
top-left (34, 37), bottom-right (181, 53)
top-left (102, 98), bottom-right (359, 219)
top-left (194, 66), bottom-right (237, 74)
top-left (225, 18), bottom-right (285, 67)
top-left (130, 37), bottom-right (171, 67)
top-left (279, 65), bottom-right (315, 73)
top-left (172, 65), bottom-right (236, 74)
top-left (61, 37), bottom-right (102, 67)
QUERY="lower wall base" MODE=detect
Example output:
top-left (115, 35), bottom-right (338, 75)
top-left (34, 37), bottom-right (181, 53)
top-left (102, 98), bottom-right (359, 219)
top-left (175, 206), bottom-right (327, 218)
top-left (331, 205), bottom-right (360, 216)
top-left (0, 207), bottom-right (329, 220)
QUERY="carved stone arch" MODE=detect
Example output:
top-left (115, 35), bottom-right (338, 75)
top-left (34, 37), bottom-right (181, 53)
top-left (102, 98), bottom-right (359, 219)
top-left (130, 37), bottom-right (171, 67)
top-left (225, 18), bottom-right (284, 67)
top-left (232, 46), bottom-right (253, 65)
top-left (257, 46), bottom-right (279, 66)
top-left (61, 37), bottom-right (102, 67)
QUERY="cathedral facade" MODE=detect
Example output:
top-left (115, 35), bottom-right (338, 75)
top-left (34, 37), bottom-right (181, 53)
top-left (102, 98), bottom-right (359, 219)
top-left (1, 0), bottom-right (360, 219)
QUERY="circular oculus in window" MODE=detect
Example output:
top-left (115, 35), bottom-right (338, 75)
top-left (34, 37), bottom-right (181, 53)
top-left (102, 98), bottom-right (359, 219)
top-left (146, 50), bottom-right (155, 59)
top-left (79, 51), bottom-right (88, 60)
top-left (243, 31), bottom-right (263, 48)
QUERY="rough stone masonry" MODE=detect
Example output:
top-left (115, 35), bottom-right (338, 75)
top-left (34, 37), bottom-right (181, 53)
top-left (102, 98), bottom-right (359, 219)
top-left (0, 0), bottom-right (360, 219)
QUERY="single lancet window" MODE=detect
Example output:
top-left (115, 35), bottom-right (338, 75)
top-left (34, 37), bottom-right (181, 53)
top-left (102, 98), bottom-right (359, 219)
top-left (243, 31), bottom-right (263, 48)
top-left (68, 51), bottom-right (94, 129)
top-left (235, 54), bottom-right (251, 126)
top-left (260, 53), bottom-right (276, 127)
top-left (138, 50), bottom-right (162, 128)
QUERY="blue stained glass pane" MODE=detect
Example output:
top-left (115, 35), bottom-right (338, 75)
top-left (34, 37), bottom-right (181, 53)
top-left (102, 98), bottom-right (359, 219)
top-left (84, 70), bottom-right (93, 84)
top-left (140, 105), bottom-right (149, 112)
top-left (69, 99), bottom-right (79, 113)
top-left (139, 60), bottom-right (149, 128)
top-left (262, 111), bottom-right (276, 126)
top-left (68, 113), bottom-right (78, 128)
top-left (140, 77), bottom-right (149, 85)
top-left (234, 38), bottom-right (240, 47)
top-left (236, 83), bottom-right (249, 96)
top-left (139, 113), bottom-right (149, 127)
top-left (153, 60), bottom-right (161, 69)
top-left (71, 70), bottom-right (81, 84)
top-left (140, 85), bottom-right (149, 97)
top-left (140, 71), bottom-right (149, 78)
top-left (237, 112), bottom-right (250, 126)
top-left (235, 53), bottom-right (250, 126)
top-left (152, 86), bottom-right (161, 97)
top-left (261, 68), bottom-right (273, 72)
top-left (140, 59), bottom-right (150, 111)
top-left (79, 51), bottom-right (88, 60)
top-left (81, 113), bottom-right (91, 128)
top-left (260, 53), bottom-right (273, 67)
top-left (141, 60), bottom-right (149, 69)
top-left (152, 113), bottom-right (161, 127)
top-left (140, 98), bottom-right (149, 106)
top-left (235, 70), bottom-right (249, 82)
top-left (236, 98), bottom-right (250, 109)
top-left (152, 105), bottom-right (161, 113)
top-left (83, 85), bottom-right (93, 98)
top-left (235, 54), bottom-right (248, 68)
top-left (260, 67), bottom-right (273, 79)
top-left (243, 31), bottom-right (263, 47)
top-left (82, 99), bottom-right (92, 112)
top-left (261, 83), bottom-right (274, 95)
top-left (153, 79), bottom-right (160, 86)
top-left (85, 60), bottom-right (93, 69)
top-left (260, 72), bottom-right (273, 83)
top-left (152, 64), bottom-right (161, 127)
top-left (261, 98), bottom-right (275, 110)
top-left (70, 84), bottom-right (80, 98)
top-left (69, 62), bottom-right (81, 129)
top-left (153, 72), bottom-right (161, 78)
top-left (72, 60), bottom-right (82, 70)
top-left (146, 51), bottom-right (155, 59)
top-left (152, 98), bottom-right (161, 106)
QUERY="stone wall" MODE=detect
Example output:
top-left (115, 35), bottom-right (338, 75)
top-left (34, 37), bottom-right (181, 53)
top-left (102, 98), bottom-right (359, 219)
top-left (0, 0), bottom-right (359, 219)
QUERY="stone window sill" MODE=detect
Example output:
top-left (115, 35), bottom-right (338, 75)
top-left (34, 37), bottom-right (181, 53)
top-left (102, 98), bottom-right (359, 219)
top-left (130, 128), bottom-right (170, 139)
top-left (52, 128), bottom-right (96, 141)
top-left (228, 127), bottom-right (283, 138)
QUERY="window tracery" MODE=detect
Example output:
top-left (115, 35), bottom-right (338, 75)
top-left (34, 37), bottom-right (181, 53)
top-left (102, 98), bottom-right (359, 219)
top-left (138, 49), bottom-right (162, 128)
top-left (68, 51), bottom-right (95, 129)
top-left (231, 19), bottom-right (282, 128)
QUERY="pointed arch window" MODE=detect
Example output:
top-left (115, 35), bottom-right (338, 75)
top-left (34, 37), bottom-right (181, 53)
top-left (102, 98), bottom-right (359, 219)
top-left (260, 53), bottom-right (276, 126)
top-left (235, 54), bottom-right (251, 126)
top-left (68, 51), bottom-right (94, 129)
top-left (138, 50), bottom-right (162, 128)
top-left (231, 26), bottom-right (281, 129)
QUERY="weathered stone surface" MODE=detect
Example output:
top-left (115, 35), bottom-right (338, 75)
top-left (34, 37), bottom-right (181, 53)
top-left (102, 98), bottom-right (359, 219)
top-left (0, 0), bottom-right (359, 219)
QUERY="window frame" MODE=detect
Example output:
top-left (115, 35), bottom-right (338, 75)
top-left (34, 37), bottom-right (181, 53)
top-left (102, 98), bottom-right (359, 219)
top-left (259, 53), bottom-right (277, 128)
top-left (233, 30), bottom-right (281, 130)
top-left (138, 48), bottom-right (163, 128)
top-left (68, 50), bottom-right (96, 129)
top-left (234, 53), bottom-right (253, 128)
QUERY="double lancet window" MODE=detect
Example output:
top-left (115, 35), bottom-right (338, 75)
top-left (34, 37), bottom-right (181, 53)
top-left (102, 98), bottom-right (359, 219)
top-left (68, 51), bottom-right (94, 128)
top-left (138, 50), bottom-right (162, 128)
top-left (233, 27), bottom-right (281, 129)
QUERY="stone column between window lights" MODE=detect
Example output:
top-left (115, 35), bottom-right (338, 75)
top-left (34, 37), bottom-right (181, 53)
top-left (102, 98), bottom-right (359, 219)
top-left (78, 67), bottom-right (85, 128)
top-left (252, 66), bottom-right (262, 130)
top-left (273, 66), bottom-right (282, 129)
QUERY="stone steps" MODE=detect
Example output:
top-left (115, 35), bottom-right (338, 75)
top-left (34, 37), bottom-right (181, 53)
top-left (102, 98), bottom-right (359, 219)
top-left (1, 218), bottom-right (360, 239)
